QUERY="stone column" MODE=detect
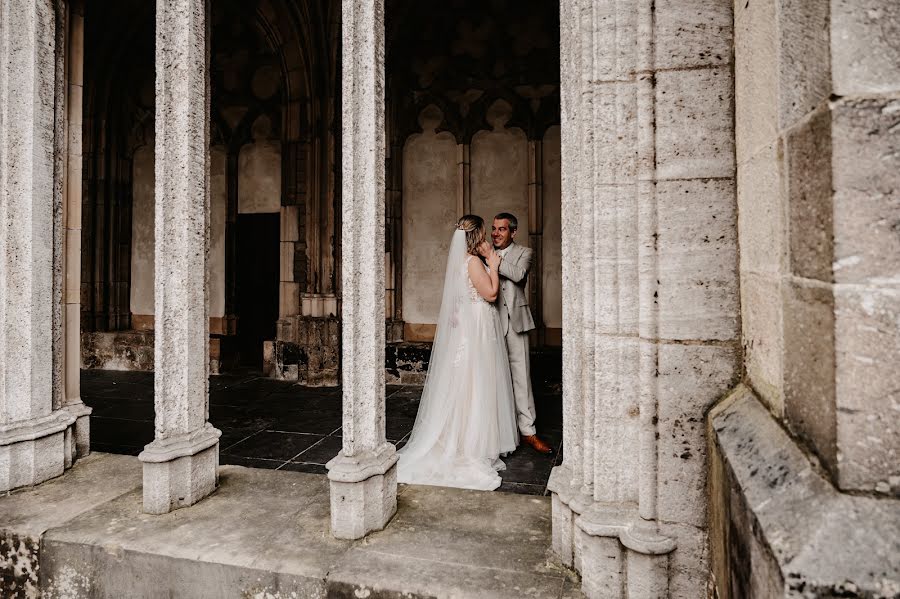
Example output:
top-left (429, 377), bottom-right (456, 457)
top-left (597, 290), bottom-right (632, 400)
top-left (62, 0), bottom-right (91, 459)
top-left (550, 0), bottom-right (738, 596)
top-left (326, 0), bottom-right (398, 540)
top-left (138, 0), bottom-right (220, 515)
top-left (0, 0), bottom-right (77, 492)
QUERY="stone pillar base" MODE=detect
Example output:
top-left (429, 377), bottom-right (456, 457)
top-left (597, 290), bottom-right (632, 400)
top-left (326, 443), bottom-right (398, 540)
top-left (64, 401), bottom-right (93, 459)
top-left (0, 410), bottom-right (77, 492)
top-left (548, 466), bottom-right (676, 599)
top-left (139, 424), bottom-right (221, 515)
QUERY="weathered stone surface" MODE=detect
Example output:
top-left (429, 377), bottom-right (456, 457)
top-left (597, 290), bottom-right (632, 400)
top-left (330, 0), bottom-right (398, 540)
top-left (737, 141), bottom-right (784, 276)
top-left (328, 484), bottom-right (569, 599)
top-left (0, 453), bottom-right (141, 598)
top-left (401, 116), bottom-right (458, 326)
top-left (556, 2), bottom-right (738, 596)
top-left (655, 179), bottom-right (739, 341)
top-left (327, 447), bottom-right (397, 540)
top-left (656, 342), bottom-right (740, 528)
top-left (80, 330), bottom-right (155, 371)
top-left (142, 0), bottom-right (219, 513)
top-left (834, 284), bottom-right (900, 494)
top-left (663, 522), bottom-right (709, 599)
top-left (0, 0), bottom-right (80, 492)
top-left (272, 317), bottom-right (341, 386)
top-left (656, 67), bottom-right (735, 180)
top-left (709, 387), bottom-right (900, 598)
top-left (785, 106), bottom-right (833, 282)
top-left (782, 279), bottom-right (837, 473)
top-left (831, 0), bottom-right (900, 95)
top-left (586, 1), bottom-right (637, 81)
top-left (739, 273), bottom-right (784, 415)
top-left (2, 455), bottom-right (578, 598)
top-left (654, 0), bottom-right (732, 71)
top-left (775, 0), bottom-right (831, 129)
top-left (831, 97), bottom-right (900, 286)
top-left (734, 0), bottom-right (777, 158)
top-left (40, 465), bottom-right (346, 599)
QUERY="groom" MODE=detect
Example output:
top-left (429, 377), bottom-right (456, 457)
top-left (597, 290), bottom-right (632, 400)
top-left (493, 213), bottom-right (554, 455)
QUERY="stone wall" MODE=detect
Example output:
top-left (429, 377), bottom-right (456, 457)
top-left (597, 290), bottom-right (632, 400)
top-left (710, 0), bottom-right (900, 596)
top-left (400, 107), bottom-right (459, 328)
top-left (709, 387), bottom-right (900, 598)
top-left (130, 145), bottom-right (228, 321)
top-left (733, 0), bottom-right (899, 499)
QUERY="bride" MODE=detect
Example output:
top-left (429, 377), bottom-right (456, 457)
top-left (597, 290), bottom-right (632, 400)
top-left (397, 215), bottom-right (519, 491)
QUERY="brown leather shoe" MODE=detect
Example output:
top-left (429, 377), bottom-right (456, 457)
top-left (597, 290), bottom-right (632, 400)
top-left (522, 434), bottom-right (554, 455)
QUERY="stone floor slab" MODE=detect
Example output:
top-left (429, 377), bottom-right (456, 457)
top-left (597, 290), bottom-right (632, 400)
top-left (0, 452), bottom-right (142, 537)
top-left (82, 369), bottom-right (564, 495)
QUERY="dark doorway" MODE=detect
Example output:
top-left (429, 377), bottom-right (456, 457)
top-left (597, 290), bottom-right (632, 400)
top-left (236, 214), bottom-right (280, 368)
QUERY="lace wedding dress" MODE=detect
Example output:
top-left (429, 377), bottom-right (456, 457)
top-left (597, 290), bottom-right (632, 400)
top-left (397, 230), bottom-right (519, 491)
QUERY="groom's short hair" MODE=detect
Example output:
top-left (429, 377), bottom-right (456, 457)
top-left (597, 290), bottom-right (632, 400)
top-left (494, 212), bottom-right (518, 231)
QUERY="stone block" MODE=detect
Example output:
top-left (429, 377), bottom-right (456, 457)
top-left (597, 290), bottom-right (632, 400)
top-left (280, 205), bottom-right (299, 242)
top-left (328, 462), bottom-right (398, 540)
top-left (737, 141), bottom-right (784, 276)
top-left (279, 242), bottom-right (294, 282)
top-left (740, 273), bottom-right (784, 415)
top-left (577, 531), bottom-right (623, 599)
top-left (140, 432), bottom-right (220, 515)
top-left (654, 0), bottom-right (732, 71)
top-left (831, 0), bottom-right (900, 95)
top-left (663, 522), bottom-right (710, 599)
top-left (782, 278), bottom-right (837, 474)
top-left (834, 284), bottom-right (900, 494)
top-left (785, 106), bottom-right (833, 282)
top-left (588, 0), bottom-right (637, 81)
top-left (831, 98), bottom-right (900, 285)
top-left (656, 67), bottom-right (735, 180)
top-left (0, 431), bottom-right (66, 492)
top-left (586, 82), bottom-right (637, 185)
top-left (75, 415), bottom-right (90, 459)
top-left (734, 0), bottom-right (778, 158)
top-left (625, 551), bottom-right (669, 599)
top-left (709, 387), bottom-right (900, 597)
top-left (655, 178), bottom-right (739, 341)
top-left (551, 493), bottom-right (576, 567)
top-left (656, 342), bottom-right (740, 528)
top-left (594, 336), bottom-right (641, 504)
top-left (279, 282), bottom-right (299, 318)
top-left (776, 0), bottom-right (831, 128)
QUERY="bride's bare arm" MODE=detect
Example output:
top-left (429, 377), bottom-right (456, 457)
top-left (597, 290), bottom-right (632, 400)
top-left (468, 255), bottom-right (499, 302)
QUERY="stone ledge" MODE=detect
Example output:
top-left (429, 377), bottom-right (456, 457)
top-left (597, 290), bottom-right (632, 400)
top-left (708, 385), bottom-right (900, 598)
top-left (0, 453), bottom-right (580, 599)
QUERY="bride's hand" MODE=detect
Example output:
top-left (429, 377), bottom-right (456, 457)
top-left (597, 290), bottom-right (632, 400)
top-left (486, 249), bottom-right (501, 270)
top-left (477, 241), bottom-right (492, 258)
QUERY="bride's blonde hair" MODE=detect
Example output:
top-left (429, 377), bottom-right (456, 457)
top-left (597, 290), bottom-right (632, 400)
top-left (457, 215), bottom-right (486, 256)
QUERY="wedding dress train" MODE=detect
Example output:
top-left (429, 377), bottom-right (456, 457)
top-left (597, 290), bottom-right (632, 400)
top-left (397, 231), bottom-right (519, 491)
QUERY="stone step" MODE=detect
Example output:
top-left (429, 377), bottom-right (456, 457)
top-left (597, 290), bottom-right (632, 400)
top-left (1, 453), bottom-right (581, 598)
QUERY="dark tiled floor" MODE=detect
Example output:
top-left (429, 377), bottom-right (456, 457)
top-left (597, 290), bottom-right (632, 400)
top-left (82, 368), bottom-right (563, 495)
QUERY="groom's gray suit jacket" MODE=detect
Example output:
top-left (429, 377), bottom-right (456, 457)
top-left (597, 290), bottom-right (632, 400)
top-left (497, 243), bottom-right (536, 335)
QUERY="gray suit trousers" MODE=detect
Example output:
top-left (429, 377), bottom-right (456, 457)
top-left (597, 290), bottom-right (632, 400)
top-left (504, 326), bottom-right (536, 436)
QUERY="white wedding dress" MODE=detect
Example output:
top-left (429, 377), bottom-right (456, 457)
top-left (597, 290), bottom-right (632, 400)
top-left (397, 230), bottom-right (519, 491)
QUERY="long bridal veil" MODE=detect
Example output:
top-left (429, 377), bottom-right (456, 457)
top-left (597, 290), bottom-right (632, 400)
top-left (397, 229), bottom-right (518, 491)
